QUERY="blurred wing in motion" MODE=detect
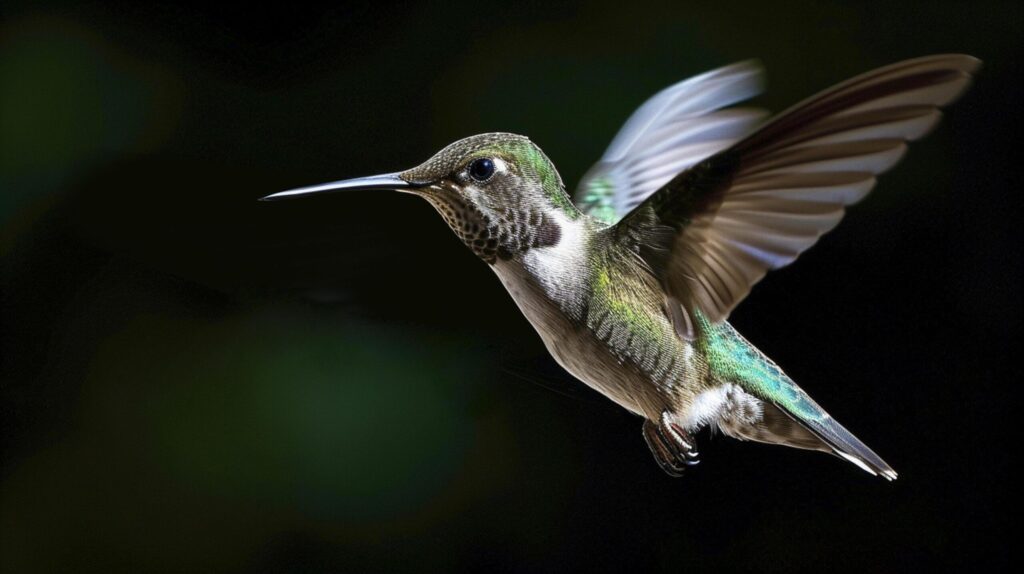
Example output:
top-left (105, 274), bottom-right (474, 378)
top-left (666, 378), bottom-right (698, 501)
top-left (614, 54), bottom-right (980, 337)
top-left (574, 62), bottom-right (768, 224)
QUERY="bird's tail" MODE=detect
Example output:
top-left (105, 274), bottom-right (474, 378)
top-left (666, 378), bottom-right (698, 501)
top-left (780, 401), bottom-right (898, 481)
top-left (725, 387), bottom-right (899, 481)
top-left (704, 321), bottom-right (897, 480)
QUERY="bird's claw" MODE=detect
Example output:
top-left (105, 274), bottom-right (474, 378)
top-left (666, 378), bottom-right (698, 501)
top-left (643, 412), bottom-right (700, 477)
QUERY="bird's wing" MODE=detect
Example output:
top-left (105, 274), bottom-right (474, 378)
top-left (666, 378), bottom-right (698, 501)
top-left (573, 62), bottom-right (768, 224)
top-left (611, 54), bottom-right (979, 337)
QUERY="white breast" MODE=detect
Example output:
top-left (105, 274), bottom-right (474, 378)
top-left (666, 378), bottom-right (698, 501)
top-left (489, 214), bottom-right (646, 416)
top-left (518, 211), bottom-right (590, 315)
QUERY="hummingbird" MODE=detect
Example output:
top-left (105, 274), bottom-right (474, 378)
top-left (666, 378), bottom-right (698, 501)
top-left (263, 54), bottom-right (979, 479)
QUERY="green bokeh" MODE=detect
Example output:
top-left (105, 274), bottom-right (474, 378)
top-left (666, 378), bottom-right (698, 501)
top-left (130, 312), bottom-right (478, 519)
top-left (0, 16), bottom-right (171, 227)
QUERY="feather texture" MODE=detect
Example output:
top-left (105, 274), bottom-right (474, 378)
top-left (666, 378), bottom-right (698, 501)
top-left (574, 62), bottom-right (767, 223)
top-left (615, 54), bottom-right (980, 331)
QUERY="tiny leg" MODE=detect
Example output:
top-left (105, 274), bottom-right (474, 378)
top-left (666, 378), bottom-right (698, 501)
top-left (642, 412), bottom-right (700, 477)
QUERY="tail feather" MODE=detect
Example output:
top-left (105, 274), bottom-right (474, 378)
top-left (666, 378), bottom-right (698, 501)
top-left (704, 321), bottom-right (898, 479)
top-left (788, 408), bottom-right (899, 480)
top-left (722, 401), bottom-right (898, 480)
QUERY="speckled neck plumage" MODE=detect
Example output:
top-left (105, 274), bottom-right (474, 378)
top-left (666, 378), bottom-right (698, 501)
top-left (423, 187), bottom-right (563, 263)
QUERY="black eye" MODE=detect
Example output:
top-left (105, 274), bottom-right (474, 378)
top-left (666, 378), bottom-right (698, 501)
top-left (468, 158), bottom-right (495, 182)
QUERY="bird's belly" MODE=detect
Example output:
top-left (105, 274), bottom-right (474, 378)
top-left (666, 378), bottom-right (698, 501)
top-left (491, 261), bottom-right (652, 416)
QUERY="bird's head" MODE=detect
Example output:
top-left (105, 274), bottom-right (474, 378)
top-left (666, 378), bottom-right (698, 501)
top-left (263, 133), bottom-right (580, 262)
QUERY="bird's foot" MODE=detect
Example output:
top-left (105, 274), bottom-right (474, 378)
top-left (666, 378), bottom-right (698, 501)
top-left (642, 412), bottom-right (699, 477)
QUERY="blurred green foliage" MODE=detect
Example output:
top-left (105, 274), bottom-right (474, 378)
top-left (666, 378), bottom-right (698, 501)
top-left (0, 16), bottom-right (175, 231)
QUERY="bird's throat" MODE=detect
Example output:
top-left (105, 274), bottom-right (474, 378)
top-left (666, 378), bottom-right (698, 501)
top-left (423, 191), bottom-right (565, 264)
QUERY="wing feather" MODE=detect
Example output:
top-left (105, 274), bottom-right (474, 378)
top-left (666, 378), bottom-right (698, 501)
top-left (614, 54), bottom-right (979, 331)
top-left (574, 62), bottom-right (767, 223)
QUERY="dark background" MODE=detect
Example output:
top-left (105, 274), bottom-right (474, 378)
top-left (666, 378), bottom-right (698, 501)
top-left (1, 1), bottom-right (1019, 572)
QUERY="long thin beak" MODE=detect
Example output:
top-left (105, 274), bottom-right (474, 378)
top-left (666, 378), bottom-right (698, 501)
top-left (259, 172), bottom-right (417, 201)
